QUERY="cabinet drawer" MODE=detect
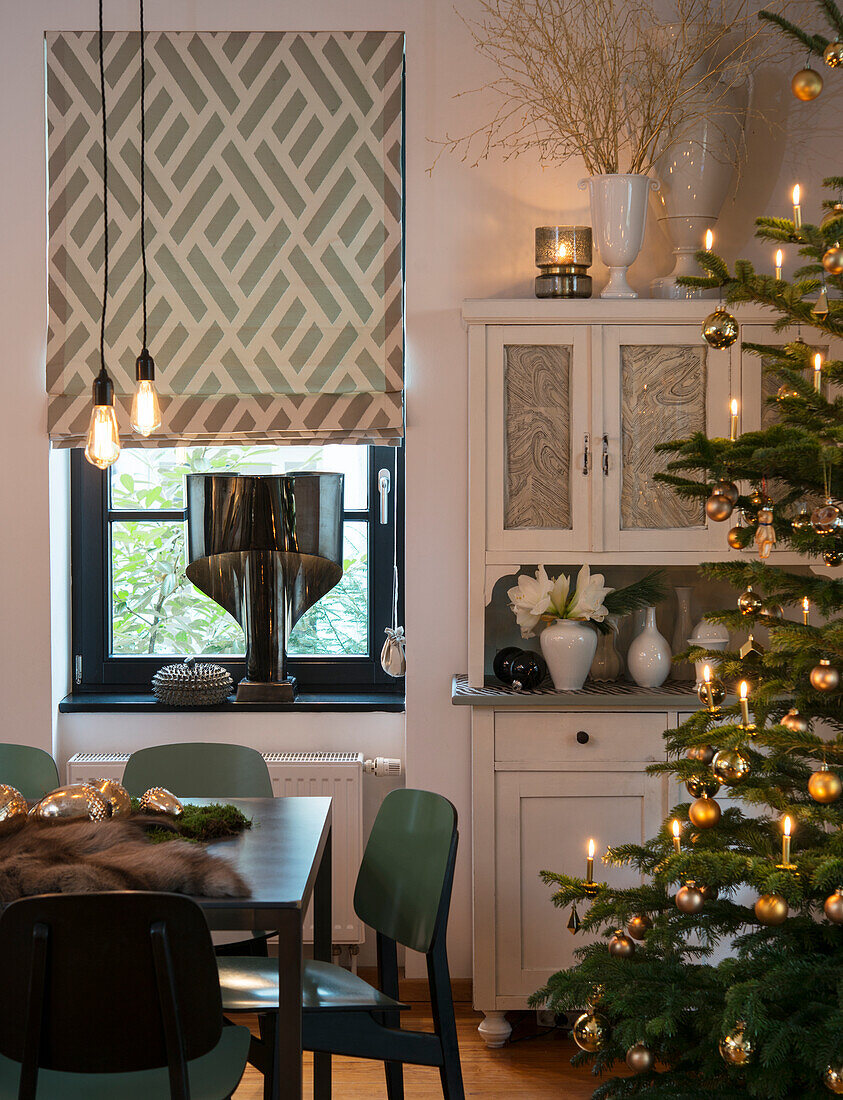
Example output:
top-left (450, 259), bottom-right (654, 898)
top-left (494, 711), bottom-right (667, 764)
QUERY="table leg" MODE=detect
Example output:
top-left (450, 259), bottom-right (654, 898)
top-left (313, 824), bottom-right (332, 1100)
top-left (276, 908), bottom-right (302, 1100)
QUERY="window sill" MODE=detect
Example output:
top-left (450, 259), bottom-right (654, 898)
top-left (58, 691), bottom-right (405, 714)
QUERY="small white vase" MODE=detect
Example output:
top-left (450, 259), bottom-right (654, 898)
top-left (627, 607), bottom-right (671, 688)
top-left (540, 619), bottom-right (598, 691)
top-left (578, 173), bottom-right (659, 298)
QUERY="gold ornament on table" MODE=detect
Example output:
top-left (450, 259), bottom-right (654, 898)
top-left (823, 245), bottom-right (843, 276)
top-left (712, 749), bottom-right (751, 784)
top-left (626, 1042), bottom-right (655, 1074)
top-left (87, 777), bottom-right (131, 818)
top-left (32, 784), bottom-right (111, 823)
top-left (754, 893), bottom-right (788, 925)
top-left (755, 506), bottom-right (776, 559)
top-left (627, 913), bottom-right (652, 941)
top-left (138, 787), bottom-right (184, 817)
top-left (738, 585), bottom-right (763, 615)
top-left (808, 767), bottom-right (842, 804)
top-left (688, 745), bottom-right (716, 766)
top-left (792, 67), bottom-right (823, 100)
top-left (676, 881), bottom-right (705, 914)
top-left (781, 708), bottom-right (809, 733)
top-left (608, 929), bottom-right (636, 958)
top-left (686, 775), bottom-right (721, 798)
top-left (701, 307), bottom-right (739, 349)
top-left (719, 1021), bottom-right (754, 1066)
top-left (824, 1065), bottom-right (843, 1095)
top-left (824, 887), bottom-right (843, 924)
top-left (572, 1010), bottom-right (608, 1053)
top-left (824, 40), bottom-right (843, 67)
top-left (0, 785), bottom-right (27, 823)
top-left (811, 659), bottom-right (840, 692)
top-left (689, 795), bottom-right (721, 829)
top-left (705, 493), bottom-right (734, 522)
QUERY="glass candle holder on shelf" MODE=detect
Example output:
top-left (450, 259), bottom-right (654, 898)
top-left (534, 226), bottom-right (592, 299)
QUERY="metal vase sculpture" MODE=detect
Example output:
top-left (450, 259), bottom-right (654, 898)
top-left (185, 472), bottom-right (344, 702)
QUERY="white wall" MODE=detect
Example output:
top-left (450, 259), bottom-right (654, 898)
top-left (2, 0), bottom-right (840, 982)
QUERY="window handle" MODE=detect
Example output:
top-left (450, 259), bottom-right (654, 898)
top-left (583, 433), bottom-right (590, 476)
top-left (377, 469), bottom-right (391, 524)
top-left (602, 434), bottom-right (609, 476)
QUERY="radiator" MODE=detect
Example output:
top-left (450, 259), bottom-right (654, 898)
top-left (66, 750), bottom-right (365, 946)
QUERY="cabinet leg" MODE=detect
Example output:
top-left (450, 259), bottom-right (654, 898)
top-left (477, 1011), bottom-right (511, 1048)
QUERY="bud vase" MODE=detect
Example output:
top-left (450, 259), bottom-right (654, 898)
top-left (540, 619), bottom-right (598, 691)
top-left (670, 587), bottom-right (694, 681)
top-left (627, 606), bottom-right (671, 688)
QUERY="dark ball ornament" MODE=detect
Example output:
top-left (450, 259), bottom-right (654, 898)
top-left (825, 549), bottom-right (843, 567)
top-left (719, 1022), bottom-right (754, 1066)
top-left (508, 651), bottom-right (547, 690)
top-left (698, 882), bottom-right (719, 902)
top-left (705, 493), bottom-right (734, 522)
top-left (727, 525), bottom-right (745, 549)
top-left (823, 245), bottom-right (843, 276)
top-left (808, 768), bottom-right (843, 804)
top-left (626, 1042), bottom-right (655, 1074)
top-left (713, 480), bottom-right (739, 505)
top-left (824, 1064), bottom-right (843, 1094)
top-left (777, 383), bottom-right (799, 403)
top-left (738, 586), bottom-right (763, 615)
top-left (689, 795), bottom-right (721, 829)
top-left (701, 307), bottom-right (739, 349)
top-left (712, 749), bottom-right (751, 784)
top-left (687, 744), bottom-right (716, 766)
top-left (792, 66), bottom-right (823, 100)
top-left (608, 930), bottom-right (636, 958)
top-left (686, 775), bottom-right (721, 798)
top-left (754, 893), bottom-right (788, 925)
top-left (572, 1011), bottom-right (609, 1053)
top-left (676, 882), bottom-right (705, 914)
top-left (811, 659), bottom-right (840, 692)
top-left (824, 887), bottom-right (843, 924)
top-left (781, 708), bottom-right (809, 733)
top-left (627, 913), bottom-right (652, 941)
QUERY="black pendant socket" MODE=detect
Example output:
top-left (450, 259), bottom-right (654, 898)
top-left (92, 371), bottom-right (114, 407)
top-left (136, 348), bottom-right (155, 382)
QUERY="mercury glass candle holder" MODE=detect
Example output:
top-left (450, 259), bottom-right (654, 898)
top-left (535, 226), bottom-right (592, 299)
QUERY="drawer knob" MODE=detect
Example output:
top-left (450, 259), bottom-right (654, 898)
top-left (576, 730), bottom-right (590, 744)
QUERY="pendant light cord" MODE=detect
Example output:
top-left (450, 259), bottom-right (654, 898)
top-left (139, 0), bottom-right (147, 349)
top-left (98, 0), bottom-right (109, 377)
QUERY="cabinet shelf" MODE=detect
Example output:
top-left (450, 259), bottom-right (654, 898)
top-left (452, 673), bottom-right (705, 709)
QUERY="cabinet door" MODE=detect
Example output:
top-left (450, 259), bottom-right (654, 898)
top-left (600, 325), bottom-right (730, 552)
top-left (486, 325), bottom-right (592, 553)
top-left (494, 768), bottom-right (665, 1002)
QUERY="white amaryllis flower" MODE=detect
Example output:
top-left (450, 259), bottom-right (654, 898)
top-left (549, 572), bottom-right (571, 618)
top-left (507, 566), bottom-right (553, 638)
top-left (566, 564), bottom-right (613, 623)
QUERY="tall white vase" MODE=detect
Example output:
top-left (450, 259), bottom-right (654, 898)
top-left (540, 619), bottom-right (598, 691)
top-left (627, 606), bottom-right (671, 688)
top-left (578, 174), bottom-right (659, 299)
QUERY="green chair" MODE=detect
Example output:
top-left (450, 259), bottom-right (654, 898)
top-left (0, 891), bottom-right (250, 1099)
top-left (122, 741), bottom-right (273, 798)
top-left (218, 787), bottom-right (465, 1100)
top-left (0, 744), bottom-right (59, 801)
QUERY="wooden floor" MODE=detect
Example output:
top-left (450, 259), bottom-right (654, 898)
top-left (233, 1005), bottom-right (603, 1098)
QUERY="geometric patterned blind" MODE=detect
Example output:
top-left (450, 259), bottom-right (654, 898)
top-left (45, 31), bottom-right (404, 447)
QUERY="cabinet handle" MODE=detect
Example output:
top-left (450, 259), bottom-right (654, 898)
top-left (582, 433), bottom-right (590, 476)
top-left (576, 730), bottom-right (590, 744)
top-left (602, 434), bottom-right (609, 476)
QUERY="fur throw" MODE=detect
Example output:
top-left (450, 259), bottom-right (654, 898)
top-left (0, 817), bottom-right (249, 900)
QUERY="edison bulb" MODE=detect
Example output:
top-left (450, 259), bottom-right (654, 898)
top-left (130, 379), bottom-right (162, 436)
top-left (84, 403), bottom-right (121, 469)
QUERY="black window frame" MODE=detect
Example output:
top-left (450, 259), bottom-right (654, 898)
top-left (70, 444), bottom-right (404, 695)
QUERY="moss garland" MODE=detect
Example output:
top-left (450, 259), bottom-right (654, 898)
top-left (130, 800), bottom-right (252, 843)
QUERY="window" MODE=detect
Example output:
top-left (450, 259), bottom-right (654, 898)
top-left (70, 444), bottom-right (403, 693)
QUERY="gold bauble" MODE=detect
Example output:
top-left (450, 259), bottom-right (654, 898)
top-left (701, 307), bottom-right (739, 349)
top-left (781, 708), bottom-right (809, 733)
top-left (572, 1011), bottom-right (608, 1052)
top-left (689, 796), bottom-right (721, 829)
top-left (33, 784), bottom-right (111, 823)
top-left (706, 494), bottom-right (734, 522)
top-left (822, 202), bottom-right (843, 230)
top-left (713, 480), bottom-right (740, 505)
top-left (697, 677), bottom-right (726, 708)
top-left (812, 502), bottom-right (843, 534)
top-left (87, 777), bottom-right (132, 818)
top-left (712, 749), bottom-right (751, 784)
top-left (626, 1042), bottom-right (655, 1074)
top-left (676, 882), bottom-right (705, 914)
top-left (698, 882), bottom-right (719, 901)
top-left (138, 787), bottom-right (184, 816)
top-left (825, 549), bottom-right (843, 567)
top-left (608, 930), bottom-right (636, 958)
top-left (686, 775), bottom-right (721, 798)
top-left (719, 1022), bottom-right (754, 1066)
top-left (749, 490), bottom-right (764, 508)
top-left (792, 67), bottom-right (823, 100)
top-left (824, 887), bottom-right (843, 924)
top-left (823, 246), bottom-right (843, 276)
top-left (738, 586), bottom-right (763, 615)
top-left (687, 744), bottom-right (716, 766)
top-left (0, 784), bottom-right (28, 823)
top-left (586, 984), bottom-right (605, 1009)
top-left (792, 505), bottom-right (812, 530)
top-left (808, 768), bottom-right (843, 804)
top-left (727, 525), bottom-right (745, 549)
top-left (811, 659), bottom-right (840, 692)
top-left (754, 893), bottom-right (788, 925)
top-left (777, 383), bottom-right (799, 403)
top-left (824, 40), bottom-right (843, 67)
top-left (627, 913), bottom-right (652, 941)
top-left (824, 1065), bottom-right (843, 1094)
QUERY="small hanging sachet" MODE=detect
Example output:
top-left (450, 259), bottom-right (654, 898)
top-left (381, 625), bottom-right (406, 677)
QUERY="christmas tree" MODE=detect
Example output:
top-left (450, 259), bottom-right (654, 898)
top-left (531, 180), bottom-right (843, 1098)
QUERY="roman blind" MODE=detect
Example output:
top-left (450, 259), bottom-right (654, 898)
top-left (45, 30), bottom-right (404, 446)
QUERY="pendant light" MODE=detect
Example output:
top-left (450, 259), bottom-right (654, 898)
top-left (85, 0), bottom-right (121, 469)
top-left (130, 0), bottom-right (162, 436)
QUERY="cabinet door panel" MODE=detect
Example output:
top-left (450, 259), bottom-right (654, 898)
top-left (600, 326), bottom-right (730, 552)
top-left (487, 326), bottom-right (592, 553)
top-left (495, 769), bottom-right (665, 999)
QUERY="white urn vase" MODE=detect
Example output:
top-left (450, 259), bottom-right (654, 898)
top-left (627, 606), bottom-right (671, 688)
top-left (578, 174), bottom-right (659, 298)
top-left (540, 619), bottom-right (598, 691)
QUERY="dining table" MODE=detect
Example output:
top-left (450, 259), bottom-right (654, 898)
top-left (192, 795), bottom-right (333, 1100)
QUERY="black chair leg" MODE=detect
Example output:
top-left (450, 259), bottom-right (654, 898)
top-left (384, 1059), bottom-right (404, 1100)
top-left (427, 941), bottom-right (465, 1100)
top-left (258, 1013), bottom-right (277, 1100)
